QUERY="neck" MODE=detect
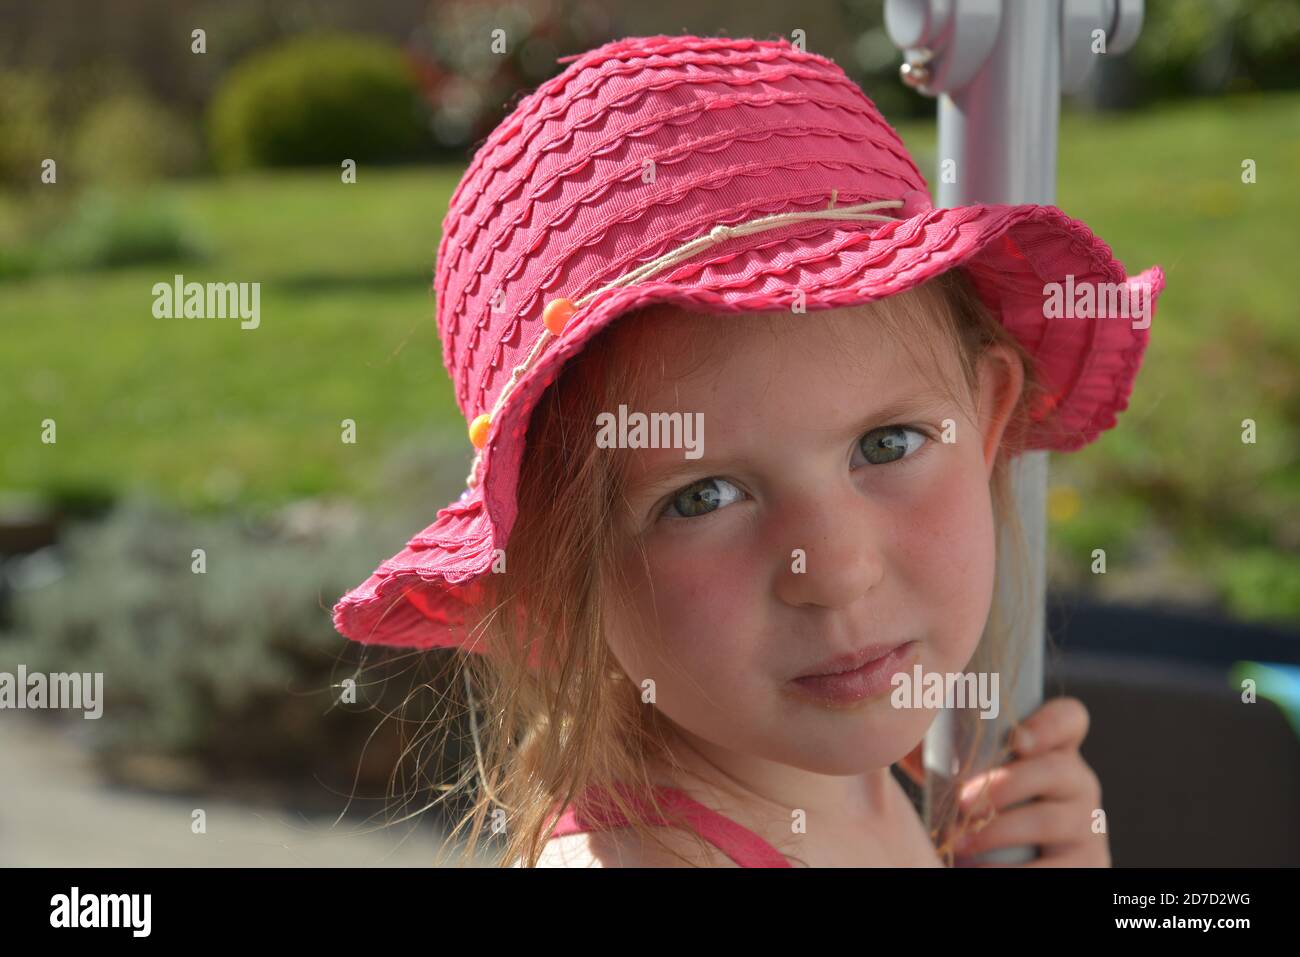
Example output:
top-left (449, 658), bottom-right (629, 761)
top-left (646, 722), bottom-right (902, 838)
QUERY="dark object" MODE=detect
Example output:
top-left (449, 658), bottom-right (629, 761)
top-left (1048, 592), bottom-right (1300, 866)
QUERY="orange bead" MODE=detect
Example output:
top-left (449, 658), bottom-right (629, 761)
top-left (468, 413), bottom-right (492, 449)
top-left (543, 297), bottom-right (576, 335)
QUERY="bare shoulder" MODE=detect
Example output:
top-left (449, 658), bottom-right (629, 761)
top-left (529, 832), bottom-right (611, 868)
top-left (530, 827), bottom-right (737, 868)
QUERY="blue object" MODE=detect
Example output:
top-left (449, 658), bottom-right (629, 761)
top-left (1229, 661), bottom-right (1300, 744)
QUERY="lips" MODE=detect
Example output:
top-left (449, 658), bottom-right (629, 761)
top-left (786, 640), bottom-right (919, 707)
top-left (794, 640), bottom-right (911, 680)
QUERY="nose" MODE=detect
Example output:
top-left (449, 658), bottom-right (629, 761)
top-left (772, 481), bottom-right (886, 609)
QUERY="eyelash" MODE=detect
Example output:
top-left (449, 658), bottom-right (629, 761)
top-left (653, 423), bottom-right (935, 523)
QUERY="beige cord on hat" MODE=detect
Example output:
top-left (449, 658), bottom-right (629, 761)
top-left (463, 193), bottom-right (906, 489)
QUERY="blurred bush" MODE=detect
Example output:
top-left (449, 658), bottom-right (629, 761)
top-left (0, 492), bottom-right (470, 813)
top-left (1210, 547), bottom-right (1300, 623)
top-left (0, 70), bottom-right (61, 190)
top-left (0, 189), bottom-right (211, 278)
top-left (0, 245), bottom-right (42, 280)
top-left (46, 190), bottom-right (209, 270)
top-left (71, 92), bottom-right (202, 186)
top-left (1, 84), bottom-right (207, 279)
top-left (208, 32), bottom-right (432, 171)
top-left (1134, 0), bottom-right (1300, 99)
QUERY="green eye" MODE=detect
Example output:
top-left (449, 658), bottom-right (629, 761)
top-left (664, 477), bottom-right (742, 519)
top-left (857, 426), bottom-right (927, 466)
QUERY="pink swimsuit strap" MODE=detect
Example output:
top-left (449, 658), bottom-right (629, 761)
top-left (548, 780), bottom-right (792, 868)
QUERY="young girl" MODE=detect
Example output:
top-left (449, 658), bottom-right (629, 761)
top-left (332, 33), bottom-right (1164, 867)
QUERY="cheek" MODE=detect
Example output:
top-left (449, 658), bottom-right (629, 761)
top-left (608, 537), bottom-right (762, 695)
top-left (892, 449), bottom-right (997, 664)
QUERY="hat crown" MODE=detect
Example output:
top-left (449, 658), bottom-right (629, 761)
top-left (434, 34), bottom-right (929, 420)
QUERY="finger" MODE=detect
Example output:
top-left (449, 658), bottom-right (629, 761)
top-left (958, 750), bottom-right (1097, 814)
top-left (1037, 839), bottom-right (1112, 867)
top-left (1009, 695), bottom-right (1090, 757)
top-left (984, 836), bottom-right (1111, 867)
top-left (953, 799), bottom-right (1085, 856)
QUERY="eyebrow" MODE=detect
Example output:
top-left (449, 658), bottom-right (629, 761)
top-left (624, 387), bottom-right (956, 498)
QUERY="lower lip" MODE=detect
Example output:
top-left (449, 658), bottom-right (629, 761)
top-left (788, 642), bottom-right (918, 705)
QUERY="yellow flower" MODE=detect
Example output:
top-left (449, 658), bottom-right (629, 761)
top-left (1048, 485), bottom-right (1081, 524)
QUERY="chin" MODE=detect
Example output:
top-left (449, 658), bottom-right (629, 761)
top-left (776, 709), bottom-right (933, 775)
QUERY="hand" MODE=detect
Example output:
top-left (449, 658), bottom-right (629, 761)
top-left (950, 695), bottom-right (1110, 867)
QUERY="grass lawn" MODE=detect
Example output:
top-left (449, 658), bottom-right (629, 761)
top-left (1, 91), bottom-right (1298, 621)
top-left (1, 165), bottom-right (467, 509)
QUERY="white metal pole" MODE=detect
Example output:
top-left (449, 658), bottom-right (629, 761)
top-left (885, 0), bottom-right (1145, 865)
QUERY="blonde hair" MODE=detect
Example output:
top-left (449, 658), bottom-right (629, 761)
top-left (409, 267), bottom-right (1047, 868)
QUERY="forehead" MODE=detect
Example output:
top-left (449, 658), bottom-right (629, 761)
top-left (618, 297), bottom-right (959, 410)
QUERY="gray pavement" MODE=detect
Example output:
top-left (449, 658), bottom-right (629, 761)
top-left (0, 713), bottom-right (453, 867)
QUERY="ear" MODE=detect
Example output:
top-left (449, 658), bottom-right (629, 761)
top-left (975, 344), bottom-right (1025, 478)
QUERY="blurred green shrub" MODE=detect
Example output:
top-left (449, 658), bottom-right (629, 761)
top-left (42, 189), bottom-right (209, 271)
top-left (0, 239), bottom-right (40, 280)
top-left (0, 70), bottom-right (60, 189)
top-left (0, 191), bottom-right (207, 280)
top-left (1209, 547), bottom-right (1300, 622)
top-left (208, 33), bottom-right (431, 172)
top-left (0, 493), bottom-right (454, 809)
top-left (72, 92), bottom-right (201, 186)
top-left (1132, 0), bottom-right (1300, 99)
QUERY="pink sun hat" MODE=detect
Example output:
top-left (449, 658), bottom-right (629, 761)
top-left (332, 33), bottom-right (1165, 652)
